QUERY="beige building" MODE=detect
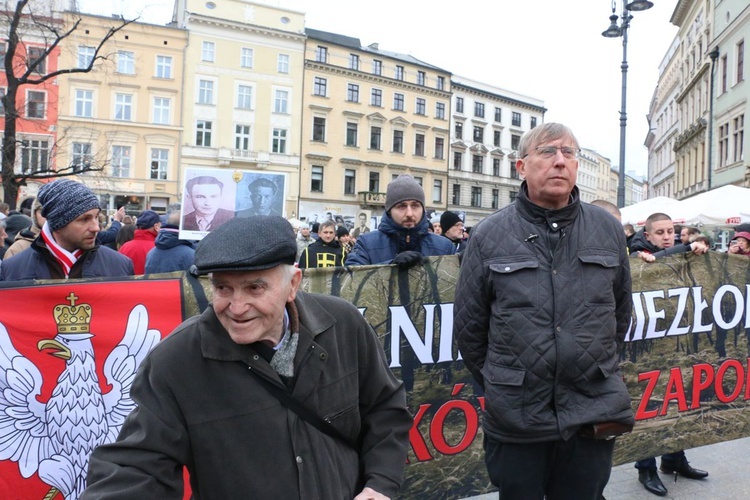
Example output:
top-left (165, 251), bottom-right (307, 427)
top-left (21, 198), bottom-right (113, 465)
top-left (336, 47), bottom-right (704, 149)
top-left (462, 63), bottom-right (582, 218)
top-left (173, 0), bottom-right (305, 218)
top-left (299, 28), bottom-right (451, 226)
top-left (56, 12), bottom-right (187, 215)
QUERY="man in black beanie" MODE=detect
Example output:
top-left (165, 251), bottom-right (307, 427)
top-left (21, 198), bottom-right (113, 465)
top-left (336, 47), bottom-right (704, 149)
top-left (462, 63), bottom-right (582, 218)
top-left (440, 211), bottom-right (466, 253)
top-left (0, 179), bottom-right (133, 280)
top-left (345, 174), bottom-right (454, 267)
top-left (84, 215), bottom-right (411, 500)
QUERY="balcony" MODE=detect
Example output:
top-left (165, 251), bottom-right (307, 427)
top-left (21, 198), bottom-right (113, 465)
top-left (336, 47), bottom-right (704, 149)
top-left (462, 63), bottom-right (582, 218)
top-left (359, 191), bottom-right (386, 207)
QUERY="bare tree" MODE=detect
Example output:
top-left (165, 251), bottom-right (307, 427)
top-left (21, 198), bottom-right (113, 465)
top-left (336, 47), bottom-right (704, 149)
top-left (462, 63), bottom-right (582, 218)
top-left (0, 0), bottom-right (134, 208)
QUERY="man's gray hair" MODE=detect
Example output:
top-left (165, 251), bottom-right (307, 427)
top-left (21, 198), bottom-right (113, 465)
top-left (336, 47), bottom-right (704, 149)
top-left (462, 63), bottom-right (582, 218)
top-left (518, 123), bottom-right (579, 158)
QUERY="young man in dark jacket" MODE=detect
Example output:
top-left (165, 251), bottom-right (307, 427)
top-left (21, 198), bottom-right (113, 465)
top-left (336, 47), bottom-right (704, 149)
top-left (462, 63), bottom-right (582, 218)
top-left (297, 220), bottom-right (343, 269)
top-left (0, 179), bottom-right (133, 281)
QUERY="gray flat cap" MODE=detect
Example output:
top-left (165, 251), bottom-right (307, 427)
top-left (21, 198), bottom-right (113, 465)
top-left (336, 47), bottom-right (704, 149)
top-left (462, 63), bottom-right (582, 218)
top-left (194, 215), bottom-right (297, 274)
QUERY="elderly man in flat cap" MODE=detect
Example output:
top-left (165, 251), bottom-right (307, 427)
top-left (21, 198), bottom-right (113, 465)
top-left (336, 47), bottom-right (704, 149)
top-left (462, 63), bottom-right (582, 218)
top-left (0, 179), bottom-right (133, 281)
top-left (83, 215), bottom-right (412, 500)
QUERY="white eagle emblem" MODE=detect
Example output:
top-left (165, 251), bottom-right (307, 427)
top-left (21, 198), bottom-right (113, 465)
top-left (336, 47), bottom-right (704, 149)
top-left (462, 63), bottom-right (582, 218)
top-left (0, 299), bottom-right (160, 499)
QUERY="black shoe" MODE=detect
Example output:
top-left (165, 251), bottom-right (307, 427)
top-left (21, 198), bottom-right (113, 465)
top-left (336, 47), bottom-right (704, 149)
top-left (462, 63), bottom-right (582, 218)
top-left (638, 469), bottom-right (668, 496)
top-left (660, 461), bottom-right (709, 479)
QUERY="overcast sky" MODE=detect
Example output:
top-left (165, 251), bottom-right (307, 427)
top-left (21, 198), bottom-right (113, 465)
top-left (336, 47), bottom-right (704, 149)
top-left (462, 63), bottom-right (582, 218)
top-left (78, 0), bottom-right (680, 179)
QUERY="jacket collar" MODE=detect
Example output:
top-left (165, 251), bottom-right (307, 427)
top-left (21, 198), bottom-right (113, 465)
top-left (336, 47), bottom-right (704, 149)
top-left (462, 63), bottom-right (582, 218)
top-left (516, 181), bottom-right (580, 230)
top-left (377, 209), bottom-right (430, 252)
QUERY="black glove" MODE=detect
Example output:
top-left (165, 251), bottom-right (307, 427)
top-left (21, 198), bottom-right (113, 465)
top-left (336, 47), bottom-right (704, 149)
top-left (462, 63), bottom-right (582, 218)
top-left (392, 251), bottom-right (423, 269)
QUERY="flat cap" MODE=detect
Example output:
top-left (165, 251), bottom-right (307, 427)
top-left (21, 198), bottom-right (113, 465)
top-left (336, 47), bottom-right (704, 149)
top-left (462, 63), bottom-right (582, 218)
top-left (136, 210), bottom-right (160, 229)
top-left (194, 215), bottom-right (297, 274)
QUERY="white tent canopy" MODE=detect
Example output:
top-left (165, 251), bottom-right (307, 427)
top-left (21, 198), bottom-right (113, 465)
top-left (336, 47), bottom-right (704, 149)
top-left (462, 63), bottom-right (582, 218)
top-left (677, 185), bottom-right (750, 226)
top-left (618, 196), bottom-right (684, 226)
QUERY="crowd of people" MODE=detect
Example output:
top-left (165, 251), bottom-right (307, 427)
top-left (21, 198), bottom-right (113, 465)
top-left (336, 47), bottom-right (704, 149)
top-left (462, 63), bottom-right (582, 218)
top-left (0, 121), bottom-right (748, 499)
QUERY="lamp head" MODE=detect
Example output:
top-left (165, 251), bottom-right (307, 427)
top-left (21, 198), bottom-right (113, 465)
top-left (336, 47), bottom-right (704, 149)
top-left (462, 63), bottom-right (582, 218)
top-left (626, 0), bottom-right (654, 11)
top-left (602, 14), bottom-right (622, 38)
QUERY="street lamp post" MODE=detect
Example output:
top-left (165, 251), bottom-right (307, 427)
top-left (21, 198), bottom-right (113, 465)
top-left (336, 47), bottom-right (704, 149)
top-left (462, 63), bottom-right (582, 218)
top-left (602, 0), bottom-right (653, 208)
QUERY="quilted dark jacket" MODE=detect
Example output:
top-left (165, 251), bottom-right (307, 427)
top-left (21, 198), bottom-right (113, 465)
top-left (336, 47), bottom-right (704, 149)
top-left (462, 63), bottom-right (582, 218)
top-left (455, 184), bottom-right (633, 443)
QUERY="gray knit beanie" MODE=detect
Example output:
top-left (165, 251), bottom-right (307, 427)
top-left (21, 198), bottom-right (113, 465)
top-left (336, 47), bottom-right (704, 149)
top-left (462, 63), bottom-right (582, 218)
top-left (385, 175), bottom-right (425, 213)
top-left (38, 179), bottom-right (100, 231)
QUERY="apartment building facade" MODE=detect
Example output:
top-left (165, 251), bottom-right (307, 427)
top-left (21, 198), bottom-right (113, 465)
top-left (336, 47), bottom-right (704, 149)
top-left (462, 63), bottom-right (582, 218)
top-left (448, 76), bottom-right (545, 227)
top-left (55, 12), bottom-right (186, 215)
top-left (299, 28), bottom-right (451, 226)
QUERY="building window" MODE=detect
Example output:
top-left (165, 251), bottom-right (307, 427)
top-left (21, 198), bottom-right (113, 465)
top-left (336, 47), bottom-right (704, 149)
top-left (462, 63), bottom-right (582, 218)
top-left (346, 122), bottom-right (358, 147)
top-left (349, 53), bottom-right (359, 70)
top-left (1, 88), bottom-right (8, 114)
top-left (202, 41), bottom-right (215, 62)
top-left (277, 53), bottom-right (290, 73)
top-left (415, 133), bottom-right (425, 156)
top-left (737, 40), bottom-right (744, 83)
top-left (344, 169), bottom-right (356, 194)
top-left (733, 114), bottom-right (744, 162)
top-left (315, 46), bottom-right (328, 63)
top-left (510, 190), bottom-right (518, 203)
top-left (75, 89), bottom-right (93, 117)
top-left (492, 188), bottom-right (499, 209)
top-left (372, 59), bottom-right (382, 75)
top-left (531, 117), bottom-right (537, 129)
top-left (417, 70), bottom-right (426, 85)
top-left (371, 88), bottom-right (382, 106)
top-left (26, 91), bottom-right (45, 118)
top-left (112, 145), bottom-right (131, 177)
top-left (437, 76), bottom-right (445, 90)
top-left (27, 47), bottom-right (46, 74)
top-left (493, 158), bottom-right (500, 176)
top-left (721, 54), bottom-right (728, 93)
top-left (456, 97), bottom-right (464, 113)
top-left (272, 128), bottom-right (287, 153)
top-left (511, 134), bottom-right (521, 151)
top-left (235, 124), bottom-right (251, 150)
top-left (313, 77), bottom-right (327, 97)
top-left (274, 90), bottom-right (289, 113)
top-left (150, 148), bottom-right (168, 180)
top-left (370, 126), bottom-right (381, 150)
top-left (77, 46), bottom-right (95, 69)
top-left (493, 130), bottom-right (501, 147)
top-left (198, 79), bottom-right (214, 104)
top-left (156, 55), bottom-right (172, 78)
top-left (21, 138), bottom-right (49, 173)
top-left (240, 47), bottom-right (253, 68)
top-left (115, 93), bottom-right (133, 121)
top-left (0, 44), bottom-right (6, 67)
top-left (472, 155), bottom-right (483, 173)
top-left (416, 98), bottom-right (426, 115)
top-left (474, 102), bottom-right (485, 118)
top-left (471, 186), bottom-right (482, 207)
top-left (435, 137), bottom-right (444, 159)
top-left (153, 97), bottom-right (170, 124)
top-left (347, 83), bottom-right (359, 102)
top-left (393, 130), bottom-right (404, 153)
top-left (452, 184), bottom-right (461, 205)
top-left (494, 107), bottom-right (502, 122)
top-left (311, 165), bottom-right (324, 192)
top-left (433, 179), bottom-right (443, 202)
top-left (312, 116), bottom-right (326, 142)
top-left (453, 151), bottom-right (462, 170)
top-left (196, 120), bottom-right (212, 147)
top-left (237, 85), bottom-right (253, 109)
top-left (117, 51), bottom-right (135, 74)
top-left (473, 126), bottom-right (484, 142)
top-left (393, 93), bottom-right (404, 111)
top-left (395, 65), bottom-right (404, 80)
top-left (71, 142), bottom-right (92, 171)
top-left (369, 171), bottom-right (380, 192)
top-left (512, 112), bottom-right (522, 127)
top-left (455, 122), bottom-right (463, 139)
top-left (436, 102), bottom-right (445, 119)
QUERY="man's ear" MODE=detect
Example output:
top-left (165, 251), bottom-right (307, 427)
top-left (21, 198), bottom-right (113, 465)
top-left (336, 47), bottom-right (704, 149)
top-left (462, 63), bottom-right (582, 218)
top-left (516, 158), bottom-right (526, 179)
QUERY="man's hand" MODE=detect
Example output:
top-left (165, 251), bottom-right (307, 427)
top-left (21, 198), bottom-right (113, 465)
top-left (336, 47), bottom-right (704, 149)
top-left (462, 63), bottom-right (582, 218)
top-left (392, 250), bottom-right (422, 269)
top-left (637, 251), bottom-right (656, 263)
top-left (690, 241), bottom-right (708, 254)
top-left (353, 487), bottom-right (389, 500)
top-left (113, 206), bottom-right (126, 222)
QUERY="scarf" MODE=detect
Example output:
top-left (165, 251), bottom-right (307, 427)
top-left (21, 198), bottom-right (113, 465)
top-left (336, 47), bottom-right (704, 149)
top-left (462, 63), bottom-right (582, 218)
top-left (41, 222), bottom-right (83, 278)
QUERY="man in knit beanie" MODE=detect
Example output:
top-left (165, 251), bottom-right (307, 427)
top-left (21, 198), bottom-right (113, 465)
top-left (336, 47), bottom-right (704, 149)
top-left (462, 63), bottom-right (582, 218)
top-left (0, 179), bottom-right (133, 280)
top-left (345, 174), bottom-right (454, 268)
top-left (440, 211), bottom-right (466, 253)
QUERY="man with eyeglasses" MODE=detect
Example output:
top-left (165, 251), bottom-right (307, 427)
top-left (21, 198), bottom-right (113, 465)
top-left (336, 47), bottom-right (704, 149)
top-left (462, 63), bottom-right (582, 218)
top-left (455, 123), bottom-right (633, 499)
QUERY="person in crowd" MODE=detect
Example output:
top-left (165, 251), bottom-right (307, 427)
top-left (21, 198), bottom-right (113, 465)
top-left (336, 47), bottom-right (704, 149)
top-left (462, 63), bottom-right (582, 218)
top-left (0, 202), bottom-right (9, 221)
top-left (144, 211), bottom-right (195, 274)
top-left (0, 179), bottom-right (132, 280)
top-left (352, 212), bottom-right (371, 238)
top-left (298, 220), bottom-right (344, 269)
top-left (455, 123), bottom-right (633, 499)
top-left (679, 226), bottom-right (700, 245)
top-left (295, 222), bottom-right (314, 260)
top-left (119, 210), bottom-right (161, 275)
top-left (440, 211), bottom-right (465, 253)
top-left (115, 224), bottom-right (136, 250)
top-left (182, 176), bottom-right (234, 232)
top-left (236, 177), bottom-right (281, 217)
top-left (82, 215), bottom-right (411, 500)
top-left (336, 225), bottom-right (353, 254)
top-left (4, 198), bottom-right (44, 259)
top-left (430, 215), bottom-right (442, 235)
top-left (728, 231), bottom-right (750, 256)
top-left (1, 214), bottom-right (32, 260)
top-left (0, 220), bottom-right (7, 264)
top-left (310, 222), bottom-right (320, 240)
top-left (345, 174), bottom-right (455, 267)
top-left (96, 206), bottom-right (126, 249)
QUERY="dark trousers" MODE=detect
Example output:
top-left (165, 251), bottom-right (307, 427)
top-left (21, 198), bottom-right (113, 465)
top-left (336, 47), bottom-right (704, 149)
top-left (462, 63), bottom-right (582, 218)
top-left (484, 433), bottom-right (615, 500)
top-left (635, 451), bottom-right (686, 470)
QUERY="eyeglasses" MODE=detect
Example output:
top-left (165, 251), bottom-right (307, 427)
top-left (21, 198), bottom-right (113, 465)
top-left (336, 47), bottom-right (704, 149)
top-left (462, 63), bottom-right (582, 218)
top-left (523, 146), bottom-right (580, 159)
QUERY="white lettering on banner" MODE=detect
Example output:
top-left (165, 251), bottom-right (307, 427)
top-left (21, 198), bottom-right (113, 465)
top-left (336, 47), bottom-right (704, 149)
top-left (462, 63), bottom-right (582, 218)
top-left (666, 287), bottom-right (691, 337)
top-left (642, 290), bottom-right (667, 340)
top-left (691, 286), bottom-right (714, 334)
top-left (713, 285), bottom-right (745, 329)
